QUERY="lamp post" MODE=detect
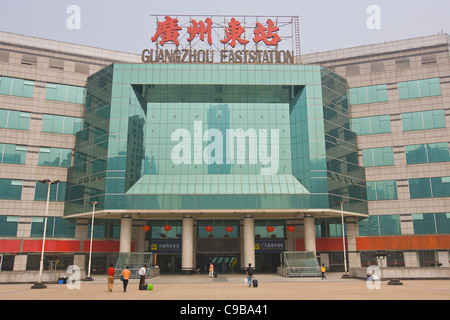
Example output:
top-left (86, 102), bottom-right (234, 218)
top-left (338, 200), bottom-right (349, 277)
top-left (85, 201), bottom-right (99, 281)
top-left (31, 179), bottom-right (60, 289)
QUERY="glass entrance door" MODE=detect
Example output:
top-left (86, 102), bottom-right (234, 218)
top-left (196, 254), bottom-right (241, 274)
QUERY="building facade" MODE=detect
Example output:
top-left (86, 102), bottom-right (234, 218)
top-left (303, 34), bottom-right (450, 272)
top-left (0, 30), bottom-right (449, 279)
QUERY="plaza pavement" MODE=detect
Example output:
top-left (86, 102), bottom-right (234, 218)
top-left (0, 273), bottom-right (449, 301)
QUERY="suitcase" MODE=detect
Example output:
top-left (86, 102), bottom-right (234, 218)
top-left (139, 283), bottom-right (147, 290)
top-left (252, 279), bottom-right (258, 288)
top-left (214, 271), bottom-right (218, 278)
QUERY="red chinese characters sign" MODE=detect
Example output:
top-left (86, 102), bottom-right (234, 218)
top-left (151, 16), bottom-right (281, 47)
top-left (143, 15), bottom-right (298, 65)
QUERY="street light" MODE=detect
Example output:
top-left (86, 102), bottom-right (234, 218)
top-left (31, 179), bottom-right (60, 289)
top-left (338, 200), bottom-right (349, 277)
top-left (85, 201), bottom-right (100, 281)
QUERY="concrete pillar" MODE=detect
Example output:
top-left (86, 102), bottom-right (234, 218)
top-left (304, 214), bottom-right (316, 254)
top-left (243, 215), bottom-right (255, 268)
top-left (181, 215), bottom-right (194, 275)
top-left (119, 216), bottom-right (133, 253)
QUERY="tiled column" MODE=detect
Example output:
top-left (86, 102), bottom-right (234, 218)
top-left (119, 216), bottom-right (132, 253)
top-left (243, 215), bottom-right (255, 268)
top-left (181, 215), bottom-right (194, 275)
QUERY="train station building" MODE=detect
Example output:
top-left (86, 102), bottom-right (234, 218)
top-left (0, 15), bottom-right (449, 281)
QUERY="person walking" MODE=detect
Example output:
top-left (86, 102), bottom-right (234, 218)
top-left (321, 264), bottom-right (327, 280)
top-left (209, 263), bottom-right (214, 278)
top-left (107, 264), bottom-right (115, 292)
top-left (138, 265), bottom-right (147, 289)
top-left (121, 266), bottom-right (131, 292)
top-left (246, 263), bottom-right (254, 287)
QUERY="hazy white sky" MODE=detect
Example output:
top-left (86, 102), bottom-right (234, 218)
top-left (1, 0), bottom-right (449, 54)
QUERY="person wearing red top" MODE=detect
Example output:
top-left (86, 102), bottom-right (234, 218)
top-left (107, 264), bottom-right (116, 292)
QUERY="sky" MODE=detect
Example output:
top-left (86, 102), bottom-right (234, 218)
top-left (0, 0), bottom-right (449, 55)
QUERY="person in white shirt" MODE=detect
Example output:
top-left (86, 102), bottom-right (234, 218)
top-left (138, 265), bottom-right (147, 288)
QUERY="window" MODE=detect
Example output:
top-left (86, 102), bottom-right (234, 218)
top-left (34, 181), bottom-right (66, 202)
top-left (362, 147), bottom-right (394, 167)
top-left (0, 216), bottom-right (18, 237)
top-left (366, 180), bottom-right (398, 200)
top-left (409, 177), bottom-right (450, 199)
top-left (398, 78), bottom-right (441, 100)
top-left (87, 219), bottom-right (121, 239)
top-left (30, 217), bottom-right (76, 238)
top-left (38, 147), bottom-right (72, 167)
top-left (405, 143), bottom-right (450, 164)
top-left (42, 114), bottom-right (82, 135)
top-left (0, 109), bottom-right (31, 130)
top-left (402, 110), bottom-right (446, 131)
top-left (0, 179), bottom-right (22, 200)
top-left (418, 250), bottom-right (438, 267)
top-left (0, 76), bottom-right (34, 98)
top-left (349, 84), bottom-right (388, 105)
top-left (352, 115), bottom-right (391, 135)
top-left (45, 83), bottom-right (85, 104)
top-left (0, 144), bottom-right (26, 164)
top-left (359, 215), bottom-right (401, 236)
top-left (413, 213), bottom-right (450, 234)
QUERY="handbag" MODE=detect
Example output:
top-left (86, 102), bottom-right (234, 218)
top-left (120, 275), bottom-right (124, 281)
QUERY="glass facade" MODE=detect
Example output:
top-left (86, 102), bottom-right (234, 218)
top-left (64, 64), bottom-right (367, 217)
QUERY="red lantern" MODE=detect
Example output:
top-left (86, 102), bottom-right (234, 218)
top-left (267, 226), bottom-right (275, 233)
top-left (142, 225), bottom-right (151, 232)
top-left (287, 226), bottom-right (295, 232)
top-left (205, 225), bottom-right (213, 233)
top-left (225, 226), bottom-right (233, 233)
top-left (163, 225), bottom-right (172, 232)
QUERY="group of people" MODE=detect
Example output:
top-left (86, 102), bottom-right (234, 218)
top-left (106, 264), bottom-right (148, 292)
top-left (105, 262), bottom-right (328, 292)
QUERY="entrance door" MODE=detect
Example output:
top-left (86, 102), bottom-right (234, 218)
top-left (197, 254), bottom-right (241, 274)
top-left (255, 253), bottom-right (281, 273)
top-left (156, 254), bottom-right (181, 274)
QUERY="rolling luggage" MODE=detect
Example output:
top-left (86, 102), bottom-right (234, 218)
top-left (214, 271), bottom-right (218, 278)
top-left (139, 282), bottom-right (147, 290)
top-left (252, 279), bottom-right (258, 288)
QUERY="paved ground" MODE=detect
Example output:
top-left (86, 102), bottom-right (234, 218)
top-left (1, 273), bottom-right (449, 301)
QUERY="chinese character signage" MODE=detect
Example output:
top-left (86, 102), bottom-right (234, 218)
top-left (255, 239), bottom-right (285, 253)
top-left (142, 15), bottom-right (300, 65)
top-left (149, 240), bottom-right (182, 253)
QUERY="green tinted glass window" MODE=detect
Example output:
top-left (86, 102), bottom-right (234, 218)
top-left (413, 214), bottom-right (436, 234)
top-left (406, 143), bottom-right (450, 164)
top-left (435, 213), bottom-right (450, 234)
top-left (0, 109), bottom-right (30, 130)
top-left (42, 114), bottom-right (82, 135)
top-left (0, 76), bottom-right (34, 98)
top-left (38, 147), bottom-right (72, 167)
top-left (34, 181), bottom-right (66, 202)
top-left (362, 147), bottom-right (394, 167)
top-left (409, 178), bottom-right (432, 199)
top-left (0, 216), bottom-right (18, 237)
top-left (352, 115), bottom-right (391, 135)
top-left (0, 179), bottom-right (22, 200)
top-left (350, 84), bottom-right (388, 105)
top-left (398, 78), bottom-right (441, 100)
top-left (46, 83), bottom-right (85, 104)
top-left (366, 180), bottom-right (398, 200)
top-left (402, 110), bottom-right (445, 131)
top-left (0, 144), bottom-right (26, 164)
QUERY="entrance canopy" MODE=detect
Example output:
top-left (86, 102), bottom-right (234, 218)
top-left (65, 208), bottom-right (368, 220)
